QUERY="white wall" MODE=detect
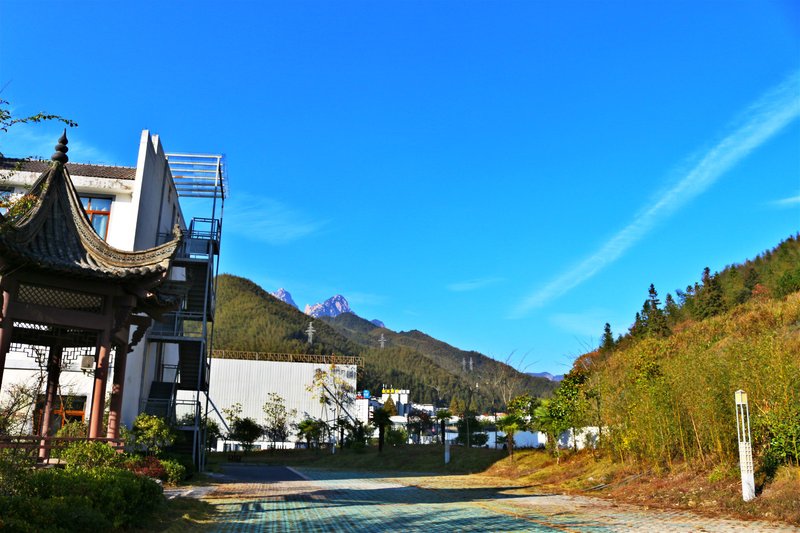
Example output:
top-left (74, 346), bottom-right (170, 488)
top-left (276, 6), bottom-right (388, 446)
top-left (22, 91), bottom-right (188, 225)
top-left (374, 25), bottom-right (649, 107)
top-left (558, 427), bottom-right (600, 450)
top-left (204, 358), bottom-right (358, 440)
top-left (132, 131), bottom-right (185, 250)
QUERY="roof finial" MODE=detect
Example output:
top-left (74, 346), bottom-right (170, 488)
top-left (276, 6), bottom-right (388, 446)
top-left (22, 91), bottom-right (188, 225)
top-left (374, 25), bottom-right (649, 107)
top-left (51, 129), bottom-right (69, 164)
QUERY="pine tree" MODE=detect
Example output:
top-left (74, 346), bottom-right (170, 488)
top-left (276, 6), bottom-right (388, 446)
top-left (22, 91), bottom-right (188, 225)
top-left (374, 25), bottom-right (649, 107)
top-left (600, 323), bottom-right (615, 354)
top-left (383, 396), bottom-right (398, 416)
top-left (697, 267), bottom-right (725, 318)
top-left (645, 284), bottom-right (669, 337)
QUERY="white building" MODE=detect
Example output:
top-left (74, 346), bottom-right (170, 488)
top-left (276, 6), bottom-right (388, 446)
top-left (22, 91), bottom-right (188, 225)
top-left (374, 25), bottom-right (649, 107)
top-left (0, 131), bottom-right (225, 466)
top-left (206, 352), bottom-right (359, 450)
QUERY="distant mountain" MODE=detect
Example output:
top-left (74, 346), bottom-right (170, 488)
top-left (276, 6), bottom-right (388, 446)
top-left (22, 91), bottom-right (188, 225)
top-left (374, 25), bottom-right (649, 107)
top-left (305, 294), bottom-right (352, 318)
top-left (215, 276), bottom-right (558, 410)
top-left (370, 319), bottom-right (386, 328)
top-left (321, 312), bottom-right (558, 404)
top-left (270, 288), bottom-right (298, 309)
top-left (528, 372), bottom-right (564, 382)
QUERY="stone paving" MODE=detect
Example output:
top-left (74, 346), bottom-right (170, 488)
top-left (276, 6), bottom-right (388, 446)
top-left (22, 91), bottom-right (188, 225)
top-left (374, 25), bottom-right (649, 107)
top-left (201, 466), bottom-right (799, 532)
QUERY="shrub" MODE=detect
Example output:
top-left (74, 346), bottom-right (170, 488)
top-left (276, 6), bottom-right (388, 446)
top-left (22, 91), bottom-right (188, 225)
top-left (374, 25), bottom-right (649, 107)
top-left (162, 452), bottom-right (196, 480)
top-left (61, 440), bottom-right (123, 470)
top-left (125, 454), bottom-right (167, 480)
top-left (386, 427), bottom-right (408, 447)
top-left (1, 467), bottom-right (163, 530)
top-left (55, 420), bottom-right (88, 439)
top-left (160, 458), bottom-right (187, 485)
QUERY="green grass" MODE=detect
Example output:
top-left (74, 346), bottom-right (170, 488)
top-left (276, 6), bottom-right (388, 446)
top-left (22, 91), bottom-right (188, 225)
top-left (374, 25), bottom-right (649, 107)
top-left (207, 444), bottom-right (507, 475)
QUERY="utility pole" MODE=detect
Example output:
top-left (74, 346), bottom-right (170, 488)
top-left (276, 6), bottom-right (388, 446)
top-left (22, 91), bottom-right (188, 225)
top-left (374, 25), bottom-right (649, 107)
top-left (305, 322), bottom-right (315, 344)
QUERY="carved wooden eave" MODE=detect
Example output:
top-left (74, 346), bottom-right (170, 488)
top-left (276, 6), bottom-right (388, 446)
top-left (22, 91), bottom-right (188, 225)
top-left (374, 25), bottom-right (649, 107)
top-left (0, 131), bottom-right (183, 321)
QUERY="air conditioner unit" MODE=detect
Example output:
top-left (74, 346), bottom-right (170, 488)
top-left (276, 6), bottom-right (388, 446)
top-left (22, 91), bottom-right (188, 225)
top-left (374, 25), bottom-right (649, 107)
top-left (80, 355), bottom-right (95, 371)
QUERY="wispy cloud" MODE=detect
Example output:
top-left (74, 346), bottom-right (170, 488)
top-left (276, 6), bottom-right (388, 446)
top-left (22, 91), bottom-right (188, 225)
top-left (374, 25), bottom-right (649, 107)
top-left (549, 309), bottom-right (624, 338)
top-left (0, 124), bottom-right (115, 164)
top-left (769, 194), bottom-right (800, 208)
top-left (514, 70), bottom-right (800, 316)
top-left (446, 277), bottom-right (503, 292)
top-left (224, 196), bottom-right (327, 244)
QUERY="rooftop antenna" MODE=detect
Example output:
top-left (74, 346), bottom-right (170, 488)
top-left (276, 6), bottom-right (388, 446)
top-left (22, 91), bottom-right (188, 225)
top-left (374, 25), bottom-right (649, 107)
top-left (306, 322), bottom-right (316, 344)
top-left (379, 334), bottom-right (386, 349)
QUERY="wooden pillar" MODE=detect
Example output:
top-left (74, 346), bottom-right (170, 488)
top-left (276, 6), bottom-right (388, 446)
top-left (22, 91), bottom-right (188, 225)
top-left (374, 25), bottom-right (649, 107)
top-left (39, 345), bottom-right (63, 460)
top-left (0, 288), bottom-right (14, 392)
top-left (89, 334), bottom-right (112, 439)
top-left (106, 343), bottom-right (128, 440)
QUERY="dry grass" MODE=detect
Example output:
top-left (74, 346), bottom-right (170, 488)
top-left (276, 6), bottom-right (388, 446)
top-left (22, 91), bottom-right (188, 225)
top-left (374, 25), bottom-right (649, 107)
top-left (483, 449), bottom-right (800, 526)
top-left (133, 497), bottom-right (217, 532)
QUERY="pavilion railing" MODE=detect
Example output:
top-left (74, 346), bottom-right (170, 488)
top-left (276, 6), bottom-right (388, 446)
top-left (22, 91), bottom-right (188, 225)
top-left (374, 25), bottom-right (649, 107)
top-left (0, 436), bottom-right (125, 464)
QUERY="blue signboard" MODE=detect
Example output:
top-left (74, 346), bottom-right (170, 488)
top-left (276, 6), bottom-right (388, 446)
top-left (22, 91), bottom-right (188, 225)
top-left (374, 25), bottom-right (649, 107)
top-left (363, 390), bottom-right (371, 399)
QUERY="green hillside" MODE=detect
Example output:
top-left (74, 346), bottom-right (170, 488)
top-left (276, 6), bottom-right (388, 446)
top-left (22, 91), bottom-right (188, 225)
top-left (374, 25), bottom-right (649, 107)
top-left (553, 234), bottom-right (800, 475)
top-left (613, 234), bottom-right (800, 343)
top-left (322, 313), bottom-right (557, 402)
top-left (213, 275), bottom-right (556, 410)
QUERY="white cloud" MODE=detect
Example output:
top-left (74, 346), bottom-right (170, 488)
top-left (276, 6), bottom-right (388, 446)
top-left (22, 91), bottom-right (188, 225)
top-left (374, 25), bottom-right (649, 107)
top-left (770, 194), bottom-right (800, 208)
top-left (513, 70), bottom-right (800, 316)
top-left (446, 277), bottom-right (503, 292)
top-left (223, 195), bottom-right (327, 245)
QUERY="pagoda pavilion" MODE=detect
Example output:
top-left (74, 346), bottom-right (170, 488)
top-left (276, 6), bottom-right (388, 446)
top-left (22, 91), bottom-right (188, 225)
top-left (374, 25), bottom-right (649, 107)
top-left (0, 132), bottom-right (182, 454)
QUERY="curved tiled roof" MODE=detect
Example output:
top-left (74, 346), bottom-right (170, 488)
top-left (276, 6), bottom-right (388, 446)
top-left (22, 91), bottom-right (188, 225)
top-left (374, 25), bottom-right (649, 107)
top-left (0, 160), bottom-right (181, 281)
top-left (0, 158), bottom-right (136, 180)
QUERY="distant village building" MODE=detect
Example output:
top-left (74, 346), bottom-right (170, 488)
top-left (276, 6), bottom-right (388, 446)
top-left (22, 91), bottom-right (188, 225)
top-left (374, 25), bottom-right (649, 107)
top-left (0, 131), bottom-right (225, 466)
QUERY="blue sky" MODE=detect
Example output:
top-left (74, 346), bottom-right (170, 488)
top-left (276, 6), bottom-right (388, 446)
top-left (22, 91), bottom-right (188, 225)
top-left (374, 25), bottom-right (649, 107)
top-left (2, 1), bottom-right (798, 374)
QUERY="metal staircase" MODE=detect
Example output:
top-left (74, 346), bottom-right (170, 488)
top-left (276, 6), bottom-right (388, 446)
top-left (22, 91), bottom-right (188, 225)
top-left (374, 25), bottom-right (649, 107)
top-left (145, 153), bottom-right (225, 470)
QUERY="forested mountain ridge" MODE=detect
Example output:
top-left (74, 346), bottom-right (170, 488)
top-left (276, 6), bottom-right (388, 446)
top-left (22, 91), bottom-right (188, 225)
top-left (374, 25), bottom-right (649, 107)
top-left (322, 313), bottom-right (557, 400)
top-left (213, 274), bottom-right (557, 410)
top-left (604, 233), bottom-right (800, 345)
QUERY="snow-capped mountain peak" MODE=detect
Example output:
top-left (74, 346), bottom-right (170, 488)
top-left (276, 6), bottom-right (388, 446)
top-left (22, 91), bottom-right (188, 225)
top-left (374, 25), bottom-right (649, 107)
top-left (305, 294), bottom-right (351, 318)
top-left (271, 288), bottom-right (298, 309)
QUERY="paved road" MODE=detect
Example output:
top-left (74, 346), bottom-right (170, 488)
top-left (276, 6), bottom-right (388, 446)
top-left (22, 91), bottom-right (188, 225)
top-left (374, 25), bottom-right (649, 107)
top-left (200, 465), bottom-right (798, 532)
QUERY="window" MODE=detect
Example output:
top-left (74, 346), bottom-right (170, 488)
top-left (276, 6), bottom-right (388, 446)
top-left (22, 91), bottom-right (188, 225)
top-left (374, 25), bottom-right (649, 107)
top-left (34, 395), bottom-right (86, 435)
top-left (80, 196), bottom-right (112, 240)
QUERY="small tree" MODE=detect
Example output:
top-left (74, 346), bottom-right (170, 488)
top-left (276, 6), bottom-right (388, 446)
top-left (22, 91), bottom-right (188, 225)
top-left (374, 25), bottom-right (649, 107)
top-left (383, 396), bottom-right (398, 416)
top-left (372, 408), bottom-right (392, 453)
top-left (497, 414), bottom-right (523, 457)
top-left (262, 393), bottom-right (297, 449)
top-left (130, 414), bottom-right (175, 456)
top-left (307, 365), bottom-right (356, 447)
top-left (435, 409), bottom-right (452, 446)
top-left (229, 417), bottom-right (262, 453)
top-left (599, 323), bottom-right (615, 355)
top-left (407, 409), bottom-right (432, 444)
top-left (296, 418), bottom-right (325, 449)
top-left (456, 415), bottom-right (487, 447)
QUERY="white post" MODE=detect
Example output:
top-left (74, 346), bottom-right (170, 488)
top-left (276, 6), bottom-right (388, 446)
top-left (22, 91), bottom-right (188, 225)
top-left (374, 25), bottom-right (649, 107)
top-left (735, 390), bottom-right (756, 502)
top-left (444, 438), bottom-right (451, 464)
